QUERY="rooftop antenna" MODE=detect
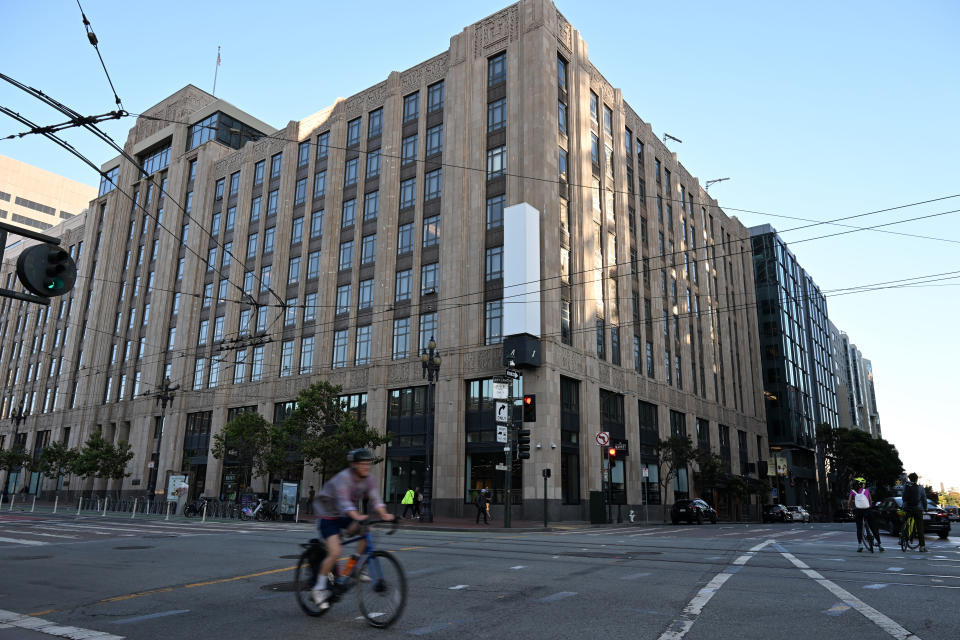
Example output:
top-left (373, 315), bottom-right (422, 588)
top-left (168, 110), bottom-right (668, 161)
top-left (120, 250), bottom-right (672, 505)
top-left (705, 177), bottom-right (730, 190)
top-left (662, 133), bottom-right (683, 145)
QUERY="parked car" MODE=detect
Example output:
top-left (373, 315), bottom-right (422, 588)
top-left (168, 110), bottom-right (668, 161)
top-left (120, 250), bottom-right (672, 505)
top-left (833, 507), bottom-right (855, 523)
top-left (945, 505), bottom-right (959, 523)
top-left (877, 496), bottom-right (951, 539)
top-left (786, 505), bottom-right (812, 523)
top-left (762, 504), bottom-right (790, 523)
top-left (671, 498), bottom-right (718, 525)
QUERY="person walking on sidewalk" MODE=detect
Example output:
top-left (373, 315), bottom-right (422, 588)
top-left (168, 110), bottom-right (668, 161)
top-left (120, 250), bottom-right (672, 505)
top-left (475, 488), bottom-right (490, 524)
top-left (413, 487), bottom-right (423, 520)
top-left (401, 487), bottom-right (416, 518)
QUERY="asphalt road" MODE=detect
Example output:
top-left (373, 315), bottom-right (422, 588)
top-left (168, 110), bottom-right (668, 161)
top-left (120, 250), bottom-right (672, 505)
top-left (0, 512), bottom-right (956, 639)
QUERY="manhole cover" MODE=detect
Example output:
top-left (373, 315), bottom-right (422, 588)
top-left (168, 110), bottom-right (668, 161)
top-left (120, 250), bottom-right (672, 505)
top-left (260, 582), bottom-right (298, 592)
top-left (279, 554), bottom-right (301, 559)
top-left (12, 555), bottom-right (53, 561)
top-left (113, 546), bottom-right (153, 550)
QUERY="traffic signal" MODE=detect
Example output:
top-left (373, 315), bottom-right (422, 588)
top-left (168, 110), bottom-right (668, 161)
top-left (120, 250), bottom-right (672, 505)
top-left (607, 447), bottom-right (617, 459)
top-left (522, 394), bottom-right (536, 422)
top-left (516, 429), bottom-right (532, 460)
top-left (16, 243), bottom-right (77, 297)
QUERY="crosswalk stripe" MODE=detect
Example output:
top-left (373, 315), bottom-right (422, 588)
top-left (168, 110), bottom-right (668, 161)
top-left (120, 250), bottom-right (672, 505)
top-left (0, 536), bottom-right (48, 546)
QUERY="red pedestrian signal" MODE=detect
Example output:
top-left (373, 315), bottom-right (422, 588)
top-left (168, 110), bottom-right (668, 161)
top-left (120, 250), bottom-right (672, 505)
top-left (522, 394), bottom-right (536, 422)
top-left (608, 447), bottom-right (617, 459)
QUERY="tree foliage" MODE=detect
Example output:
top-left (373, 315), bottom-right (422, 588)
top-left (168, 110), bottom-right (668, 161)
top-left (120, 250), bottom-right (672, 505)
top-left (286, 381), bottom-right (391, 481)
top-left (0, 446), bottom-right (30, 478)
top-left (211, 410), bottom-right (280, 490)
top-left (656, 435), bottom-right (696, 509)
top-left (818, 425), bottom-right (903, 505)
top-left (33, 441), bottom-right (78, 484)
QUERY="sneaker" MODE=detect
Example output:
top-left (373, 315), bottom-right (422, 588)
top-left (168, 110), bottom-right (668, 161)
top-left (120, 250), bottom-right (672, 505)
top-left (357, 565), bottom-right (371, 582)
top-left (857, 545), bottom-right (863, 552)
top-left (877, 545), bottom-right (884, 552)
top-left (311, 588), bottom-right (331, 608)
top-left (919, 547), bottom-right (928, 553)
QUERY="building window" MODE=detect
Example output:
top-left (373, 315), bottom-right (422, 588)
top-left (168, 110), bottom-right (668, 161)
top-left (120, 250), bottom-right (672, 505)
top-left (393, 317), bottom-right (410, 359)
top-left (355, 325), bottom-right (371, 365)
top-left (270, 153), bottom-right (282, 179)
top-left (559, 148), bottom-right (568, 181)
top-left (421, 262), bottom-right (438, 295)
top-left (557, 56), bottom-right (567, 90)
top-left (590, 91), bottom-right (598, 122)
top-left (280, 340), bottom-right (294, 377)
top-left (298, 141), bottom-right (310, 167)
top-left (307, 250), bottom-right (321, 278)
top-left (424, 169), bottom-right (441, 201)
top-left (333, 329), bottom-right (349, 368)
top-left (284, 298), bottom-right (297, 325)
top-left (300, 335), bottom-right (315, 374)
top-left (395, 269), bottom-right (412, 302)
top-left (295, 177), bottom-right (307, 205)
top-left (561, 299), bottom-right (571, 345)
top-left (427, 80), bottom-right (444, 112)
top-left (358, 278), bottom-right (373, 310)
top-left (419, 311), bottom-right (437, 349)
top-left (316, 132), bottom-right (329, 159)
top-left (487, 98), bottom-right (506, 132)
top-left (250, 195), bottom-right (262, 222)
top-left (485, 246), bottom-right (503, 281)
top-left (486, 194), bottom-right (504, 229)
top-left (426, 124), bottom-right (443, 155)
top-left (347, 118), bottom-right (361, 146)
top-left (341, 198), bottom-right (356, 228)
top-left (267, 189), bottom-right (278, 215)
top-left (397, 222), bottom-right (414, 254)
top-left (403, 92), bottom-right (419, 122)
top-left (344, 158), bottom-right (358, 186)
top-left (247, 232), bottom-right (258, 259)
top-left (368, 108), bottom-right (382, 138)
top-left (485, 300), bottom-right (503, 345)
top-left (591, 133), bottom-right (599, 165)
top-left (364, 190), bottom-right (379, 220)
top-left (253, 160), bottom-right (264, 185)
top-left (611, 326), bottom-right (621, 366)
top-left (225, 206), bottom-right (235, 231)
top-left (603, 105), bottom-right (613, 135)
top-left (488, 51), bottom-right (506, 86)
top-left (229, 171), bottom-right (240, 196)
top-left (338, 241), bottom-right (353, 270)
top-left (291, 216), bottom-right (303, 244)
top-left (422, 215), bottom-right (440, 247)
top-left (263, 226), bottom-right (275, 254)
top-left (401, 135), bottom-right (418, 164)
top-left (400, 178), bottom-right (416, 209)
top-left (304, 292), bottom-right (317, 322)
top-left (310, 211), bottom-right (323, 238)
top-left (487, 145), bottom-right (506, 178)
top-left (336, 284), bottom-right (351, 314)
top-left (361, 233), bottom-right (376, 264)
top-left (596, 316), bottom-right (605, 359)
top-left (365, 149), bottom-right (380, 177)
top-left (558, 101), bottom-right (567, 135)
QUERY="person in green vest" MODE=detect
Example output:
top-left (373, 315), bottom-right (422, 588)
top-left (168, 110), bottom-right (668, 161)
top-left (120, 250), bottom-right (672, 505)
top-left (401, 487), bottom-right (415, 518)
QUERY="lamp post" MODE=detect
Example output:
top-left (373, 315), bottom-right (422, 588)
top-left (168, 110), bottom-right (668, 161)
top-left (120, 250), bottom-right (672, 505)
top-left (145, 377), bottom-right (179, 499)
top-left (4, 404), bottom-right (28, 496)
top-left (420, 337), bottom-right (441, 523)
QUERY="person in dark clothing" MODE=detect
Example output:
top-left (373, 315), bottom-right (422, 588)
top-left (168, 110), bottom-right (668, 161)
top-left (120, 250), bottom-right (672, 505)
top-left (413, 487), bottom-right (423, 519)
top-left (306, 485), bottom-right (315, 515)
top-left (475, 488), bottom-right (489, 524)
top-left (902, 472), bottom-right (927, 552)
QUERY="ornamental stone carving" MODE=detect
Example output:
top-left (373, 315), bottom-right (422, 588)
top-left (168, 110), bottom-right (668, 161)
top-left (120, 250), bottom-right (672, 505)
top-left (133, 93), bottom-right (208, 144)
top-left (213, 153), bottom-right (244, 177)
top-left (557, 11), bottom-right (572, 53)
top-left (474, 4), bottom-right (519, 58)
top-left (251, 136), bottom-right (286, 158)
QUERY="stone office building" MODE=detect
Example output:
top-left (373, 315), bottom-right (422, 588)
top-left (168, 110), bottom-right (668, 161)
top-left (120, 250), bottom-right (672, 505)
top-left (0, 0), bottom-right (767, 520)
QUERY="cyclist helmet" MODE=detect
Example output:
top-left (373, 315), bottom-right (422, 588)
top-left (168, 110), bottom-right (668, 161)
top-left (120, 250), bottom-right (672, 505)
top-left (854, 476), bottom-right (866, 487)
top-left (347, 448), bottom-right (375, 463)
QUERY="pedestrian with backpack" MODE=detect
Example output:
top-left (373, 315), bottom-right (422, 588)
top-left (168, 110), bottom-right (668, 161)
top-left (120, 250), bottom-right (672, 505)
top-left (848, 477), bottom-right (882, 552)
top-left (475, 488), bottom-right (490, 524)
top-left (902, 472), bottom-right (927, 552)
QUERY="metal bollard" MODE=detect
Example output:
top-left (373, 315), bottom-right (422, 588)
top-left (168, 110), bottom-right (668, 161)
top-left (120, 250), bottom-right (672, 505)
top-left (102, 498), bottom-right (107, 516)
top-left (295, 504), bottom-right (300, 524)
top-left (0, 494), bottom-right (4, 511)
top-left (165, 501), bottom-right (171, 521)
top-left (9, 494), bottom-right (15, 511)
top-left (31, 495), bottom-right (36, 512)
top-left (77, 497), bottom-right (82, 516)
top-left (202, 501), bottom-right (207, 523)
top-left (53, 496), bottom-right (58, 514)
top-left (131, 498), bottom-right (138, 519)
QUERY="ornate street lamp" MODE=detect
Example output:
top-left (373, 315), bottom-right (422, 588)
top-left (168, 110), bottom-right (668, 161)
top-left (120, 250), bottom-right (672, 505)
top-left (420, 337), bottom-right (441, 523)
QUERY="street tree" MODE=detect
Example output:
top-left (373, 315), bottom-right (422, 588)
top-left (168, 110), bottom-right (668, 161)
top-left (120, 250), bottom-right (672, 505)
top-left (100, 440), bottom-right (134, 498)
top-left (33, 441), bottom-right (78, 495)
top-left (210, 410), bottom-right (277, 492)
top-left (656, 435), bottom-right (696, 515)
top-left (818, 425), bottom-right (903, 506)
top-left (285, 381), bottom-right (390, 482)
top-left (69, 432), bottom-right (111, 495)
top-left (0, 446), bottom-right (30, 496)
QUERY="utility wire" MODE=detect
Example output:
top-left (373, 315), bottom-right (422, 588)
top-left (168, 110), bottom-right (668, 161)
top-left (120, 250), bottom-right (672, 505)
top-left (75, 0), bottom-right (123, 110)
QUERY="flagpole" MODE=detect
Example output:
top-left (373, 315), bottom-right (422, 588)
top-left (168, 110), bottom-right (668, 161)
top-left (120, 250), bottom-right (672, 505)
top-left (213, 46), bottom-right (221, 96)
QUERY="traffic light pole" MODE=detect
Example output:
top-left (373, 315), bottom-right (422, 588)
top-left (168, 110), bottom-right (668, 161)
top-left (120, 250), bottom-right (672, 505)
top-left (504, 397), bottom-right (513, 529)
top-left (0, 223), bottom-right (74, 305)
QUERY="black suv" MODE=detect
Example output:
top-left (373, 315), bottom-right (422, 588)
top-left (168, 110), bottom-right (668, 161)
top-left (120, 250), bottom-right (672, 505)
top-left (877, 496), bottom-right (951, 540)
top-left (671, 498), bottom-right (718, 525)
top-left (762, 504), bottom-right (791, 523)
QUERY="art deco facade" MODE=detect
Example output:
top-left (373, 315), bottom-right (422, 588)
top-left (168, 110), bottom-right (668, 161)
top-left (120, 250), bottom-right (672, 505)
top-left (0, 0), bottom-right (767, 520)
top-left (0, 155), bottom-right (96, 237)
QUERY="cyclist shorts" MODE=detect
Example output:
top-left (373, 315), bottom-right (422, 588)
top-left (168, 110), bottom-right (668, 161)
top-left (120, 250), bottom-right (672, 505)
top-left (318, 516), bottom-right (355, 539)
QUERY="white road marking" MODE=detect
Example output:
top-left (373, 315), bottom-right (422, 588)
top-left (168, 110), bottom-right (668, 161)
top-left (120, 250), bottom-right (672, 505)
top-left (887, 567), bottom-right (904, 572)
top-left (656, 540), bottom-right (771, 640)
top-left (0, 608), bottom-right (124, 639)
top-left (0, 536), bottom-right (48, 546)
top-left (449, 585), bottom-right (469, 590)
top-left (111, 609), bottom-right (189, 625)
top-left (510, 565), bottom-right (526, 570)
top-left (0, 529), bottom-right (77, 539)
top-left (864, 584), bottom-right (889, 590)
top-left (621, 572), bottom-right (651, 580)
top-left (538, 591), bottom-right (576, 602)
top-left (778, 548), bottom-right (921, 639)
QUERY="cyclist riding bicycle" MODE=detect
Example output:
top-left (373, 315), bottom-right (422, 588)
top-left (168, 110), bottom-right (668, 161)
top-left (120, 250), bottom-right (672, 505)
top-left (311, 448), bottom-right (394, 608)
top-left (902, 472), bottom-right (927, 553)
top-left (847, 477), bottom-right (882, 552)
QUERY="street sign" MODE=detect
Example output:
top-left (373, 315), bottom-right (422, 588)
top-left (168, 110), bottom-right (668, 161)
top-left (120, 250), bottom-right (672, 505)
top-left (642, 466), bottom-right (649, 478)
top-left (496, 425), bottom-right (509, 443)
top-left (504, 368), bottom-right (520, 379)
top-left (492, 382), bottom-right (510, 400)
top-left (595, 431), bottom-right (610, 446)
top-left (503, 446), bottom-right (511, 452)
top-left (496, 463), bottom-right (508, 471)
top-left (495, 401), bottom-right (509, 423)
top-left (610, 438), bottom-right (629, 457)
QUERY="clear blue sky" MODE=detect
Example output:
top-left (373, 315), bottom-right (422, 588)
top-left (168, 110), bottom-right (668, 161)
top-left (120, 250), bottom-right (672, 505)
top-left (3, 1), bottom-right (958, 490)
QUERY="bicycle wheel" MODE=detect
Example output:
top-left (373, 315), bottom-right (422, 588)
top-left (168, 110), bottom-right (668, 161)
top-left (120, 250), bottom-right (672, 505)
top-left (355, 551), bottom-right (407, 628)
top-left (864, 528), bottom-right (874, 553)
top-left (906, 520), bottom-right (921, 550)
top-left (295, 545), bottom-right (333, 617)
